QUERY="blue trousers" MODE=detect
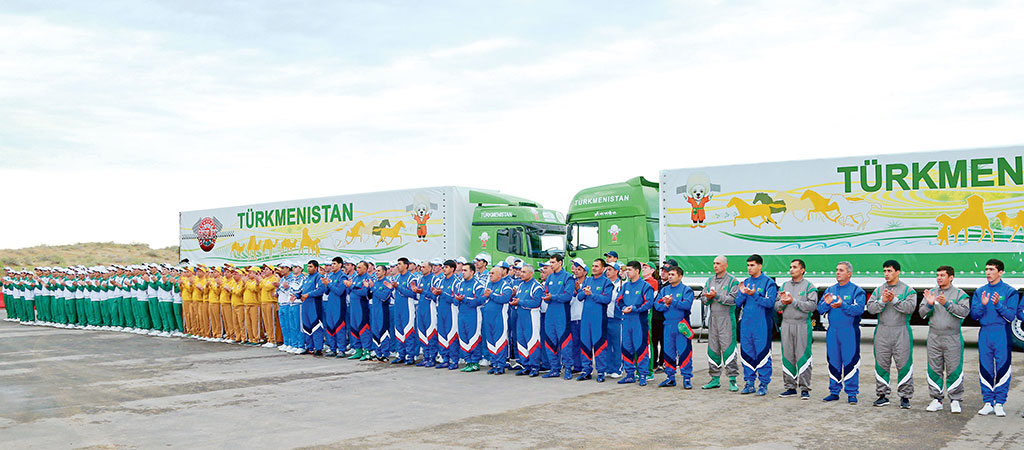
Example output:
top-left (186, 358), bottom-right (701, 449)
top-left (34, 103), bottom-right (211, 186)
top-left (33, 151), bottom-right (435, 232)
top-left (300, 299), bottom-right (323, 351)
top-left (370, 299), bottom-right (390, 356)
top-left (516, 308), bottom-right (542, 370)
top-left (580, 312), bottom-right (609, 375)
top-left (540, 312), bottom-right (551, 370)
top-left (393, 298), bottom-right (417, 360)
top-left (483, 303), bottom-right (510, 370)
top-left (663, 317), bottom-right (693, 380)
top-left (605, 317), bottom-right (623, 374)
top-left (827, 324), bottom-right (861, 395)
top-left (544, 303), bottom-right (572, 371)
top-left (621, 314), bottom-right (650, 377)
top-left (323, 297), bottom-right (346, 352)
top-left (437, 302), bottom-right (459, 365)
top-left (458, 308), bottom-right (482, 364)
top-left (348, 298), bottom-right (370, 350)
top-left (571, 320), bottom-right (583, 371)
top-left (740, 321), bottom-right (772, 386)
top-left (979, 325), bottom-right (1012, 404)
top-left (417, 299), bottom-right (438, 362)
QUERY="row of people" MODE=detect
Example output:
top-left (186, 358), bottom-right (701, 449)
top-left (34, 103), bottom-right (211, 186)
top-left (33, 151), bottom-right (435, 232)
top-left (2, 264), bottom-right (184, 336)
top-left (3, 255), bottom-right (1020, 418)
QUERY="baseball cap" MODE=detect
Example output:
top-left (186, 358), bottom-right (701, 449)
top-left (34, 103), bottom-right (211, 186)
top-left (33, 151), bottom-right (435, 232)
top-left (603, 251), bottom-right (618, 258)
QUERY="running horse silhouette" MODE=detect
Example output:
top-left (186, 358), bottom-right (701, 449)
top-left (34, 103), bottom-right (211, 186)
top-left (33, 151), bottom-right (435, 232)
top-left (727, 197), bottom-right (780, 229)
top-left (375, 221), bottom-right (406, 246)
top-left (801, 190), bottom-right (841, 222)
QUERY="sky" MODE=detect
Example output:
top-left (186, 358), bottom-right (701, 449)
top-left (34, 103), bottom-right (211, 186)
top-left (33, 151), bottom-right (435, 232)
top-left (1, 0), bottom-right (1023, 249)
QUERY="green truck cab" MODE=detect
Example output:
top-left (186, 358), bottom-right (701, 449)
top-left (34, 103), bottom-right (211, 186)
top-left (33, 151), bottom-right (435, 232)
top-left (565, 176), bottom-right (660, 265)
top-left (468, 190), bottom-right (566, 268)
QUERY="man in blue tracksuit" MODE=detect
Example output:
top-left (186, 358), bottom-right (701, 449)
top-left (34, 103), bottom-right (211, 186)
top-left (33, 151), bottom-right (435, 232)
top-left (655, 265), bottom-right (695, 389)
top-left (323, 257), bottom-right (349, 357)
top-left (455, 265), bottom-right (485, 372)
top-left (618, 261), bottom-right (655, 386)
top-left (570, 258), bottom-right (588, 375)
top-left (346, 261), bottom-right (372, 361)
top-left (542, 254), bottom-right (575, 379)
top-left (735, 254), bottom-right (778, 396)
top-left (577, 258), bottom-right (614, 382)
top-left (368, 265), bottom-right (392, 361)
top-left (414, 259), bottom-right (439, 367)
top-left (481, 267), bottom-right (514, 374)
top-left (538, 262), bottom-right (552, 372)
top-left (513, 265), bottom-right (544, 376)
top-left (819, 261), bottom-right (866, 404)
top-left (389, 258), bottom-right (418, 364)
top-left (604, 262), bottom-right (624, 378)
top-left (970, 258), bottom-right (1019, 417)
top-left (298, 260), bottom-right (327, 356)
top-left (503, 260), bottom-right (520, 368)
top-left (433, 260), bottom-right (461, 370)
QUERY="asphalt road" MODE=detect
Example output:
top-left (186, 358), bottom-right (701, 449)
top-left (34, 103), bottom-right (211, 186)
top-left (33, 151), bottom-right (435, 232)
top-left (1, 312), bottom-right (1022, 449)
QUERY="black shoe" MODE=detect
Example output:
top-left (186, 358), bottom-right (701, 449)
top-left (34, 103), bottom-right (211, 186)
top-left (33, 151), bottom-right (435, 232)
top-left (778, 389), bottom-right (798, 398)
top-left (873, 396), bottom-right (890, 407)
top-left (515, 369), bottom-right (529, 376)
top-left (313, 350), bottom-right (323, 357)
top-left (900, 398), bottom-right (911, 409)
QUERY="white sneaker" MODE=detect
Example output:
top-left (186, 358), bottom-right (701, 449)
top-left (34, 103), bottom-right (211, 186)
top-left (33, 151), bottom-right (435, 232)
top-left (480, 359), bottom-right (490, 367)
top-left (608, 372), bottom-right (623, 379)
top-left (261, 342), bottom-right (275, 348)
top-left (979, 403), bottom-right (995, 415)
top-left (951, 400), bottom-right (961, 414)
top-left (995, 404), bottom-right (1006, 417)
top-left (926, 399), bottom-right (943, 412)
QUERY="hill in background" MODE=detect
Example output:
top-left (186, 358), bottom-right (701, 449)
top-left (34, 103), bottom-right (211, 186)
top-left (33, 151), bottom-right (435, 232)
top-left (0, 243), bottom-right (179, 270)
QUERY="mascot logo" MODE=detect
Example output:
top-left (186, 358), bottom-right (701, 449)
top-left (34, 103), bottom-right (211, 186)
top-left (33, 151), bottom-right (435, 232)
top-left (608, 224), bottom-right (621, 241)
top-left (193, 216), bottom-right (223, 252)
top-left (479, 231), bottom-right (490, 248)
top-left (676, 172), bottom-right (720, 228)
top-left (407, 194), bottom-right (437, 243)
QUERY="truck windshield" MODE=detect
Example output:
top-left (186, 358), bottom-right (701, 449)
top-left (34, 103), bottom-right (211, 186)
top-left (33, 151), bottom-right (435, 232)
top-left (566, 222), bottom-right (599, 251)
top-left (527, 228), bottom-right (565, 258)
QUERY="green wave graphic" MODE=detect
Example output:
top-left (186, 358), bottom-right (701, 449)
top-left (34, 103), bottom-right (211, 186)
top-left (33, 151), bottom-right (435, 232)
top-left (720, 227), bottom-right (935, 243)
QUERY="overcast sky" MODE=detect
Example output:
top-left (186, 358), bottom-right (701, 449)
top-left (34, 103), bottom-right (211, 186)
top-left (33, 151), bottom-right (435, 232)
top-left (2, 0), bottom-right (1023, 249)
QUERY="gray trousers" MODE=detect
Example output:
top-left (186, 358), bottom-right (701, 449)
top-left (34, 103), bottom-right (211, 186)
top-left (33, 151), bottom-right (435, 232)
top-left (707, 313), bottom-right (739, 378)
top-left (926, 332), bottom-right (964, 401)
top-left (780, 319), bottom-right (812, 391)
top-left (873, 325), bottom-right (914, 399)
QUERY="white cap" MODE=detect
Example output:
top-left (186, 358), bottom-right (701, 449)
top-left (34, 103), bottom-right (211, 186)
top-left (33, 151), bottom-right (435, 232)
top-left (455, 256), bottom-right (468, 264)
top-left (474, 253), bottom-right (491, 264)
top-left (430, 258), bottom-right (442, 265)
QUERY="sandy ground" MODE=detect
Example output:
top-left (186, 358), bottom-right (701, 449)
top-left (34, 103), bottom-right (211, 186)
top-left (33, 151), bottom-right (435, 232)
top-left (1, 312), bottom-right (1022, 449)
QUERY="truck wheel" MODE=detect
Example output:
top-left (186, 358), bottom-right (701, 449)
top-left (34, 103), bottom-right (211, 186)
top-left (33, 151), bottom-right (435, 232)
top-left (1012, 319), bottom-right (1024, 352)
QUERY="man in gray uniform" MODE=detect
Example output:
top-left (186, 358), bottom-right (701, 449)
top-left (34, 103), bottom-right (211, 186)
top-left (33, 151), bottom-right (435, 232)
top-left (867, 260), bottom-right (918, 409)
top-left (919, 265), bottom-right (970, 414)
top-left (775, 258), bottom-right (817, 399)
top-left (701, 255), bottom-right (741, 391)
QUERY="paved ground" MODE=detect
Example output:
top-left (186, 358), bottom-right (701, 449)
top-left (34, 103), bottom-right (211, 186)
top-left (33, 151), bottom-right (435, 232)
top-left (1, 312), bottom-right (1023, 449)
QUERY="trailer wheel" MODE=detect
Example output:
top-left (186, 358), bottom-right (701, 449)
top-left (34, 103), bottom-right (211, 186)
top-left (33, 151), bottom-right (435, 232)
top-left (1012, 319), bottom-right (1024, 352)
